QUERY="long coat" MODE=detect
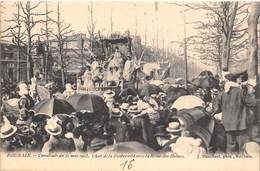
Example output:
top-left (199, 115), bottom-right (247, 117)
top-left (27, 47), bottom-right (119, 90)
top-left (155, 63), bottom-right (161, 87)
top-left (214, 88), bottom-right (256, 131)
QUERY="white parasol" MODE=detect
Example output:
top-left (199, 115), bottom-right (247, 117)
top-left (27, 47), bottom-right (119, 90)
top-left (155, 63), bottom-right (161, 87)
top-left (171, 95), bottom-right (205, 110)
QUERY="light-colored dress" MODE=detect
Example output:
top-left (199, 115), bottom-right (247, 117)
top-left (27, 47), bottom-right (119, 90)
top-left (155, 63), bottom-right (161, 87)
top-left (123, 60), bottom-right (134, 81)
top-left (82, 70), bottom-right (94, 90)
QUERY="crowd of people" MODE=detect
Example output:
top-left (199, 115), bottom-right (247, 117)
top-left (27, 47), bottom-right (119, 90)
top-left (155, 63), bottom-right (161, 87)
top-left (0, 50), bottom-right (259, 157)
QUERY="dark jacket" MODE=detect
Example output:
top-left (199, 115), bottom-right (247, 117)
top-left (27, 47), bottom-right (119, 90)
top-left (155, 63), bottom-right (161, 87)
top-left (213, 88), bottom-right (256, 131)
top-left (42, 136), bottom-right (76, 153)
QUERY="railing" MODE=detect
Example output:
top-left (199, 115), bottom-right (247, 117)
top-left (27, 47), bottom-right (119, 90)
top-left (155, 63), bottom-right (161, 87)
top-left (76, 80), bottom-right (124, 94)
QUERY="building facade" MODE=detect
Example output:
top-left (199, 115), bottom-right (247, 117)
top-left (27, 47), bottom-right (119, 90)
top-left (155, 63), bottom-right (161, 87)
top-left (0, 41), bottom-right (27, 83)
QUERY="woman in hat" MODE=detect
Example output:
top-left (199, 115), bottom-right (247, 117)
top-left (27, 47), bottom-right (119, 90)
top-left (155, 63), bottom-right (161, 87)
top-left (106, 66), bottom-right (115, 86)
top-left (41, 118), bottom-right (75, 154)
top-left (29, 77), bottom-right (40, 103)
top-left (123, 52), bottom-right (136, 82)
top-left (63, 83), bottom-right (75, 98)
top-left (82, 64), bottom-right (94, 90)
top-left (18, 82), bottom-right (35, 110)
top-left (92, 65), bottom-right (104, 87)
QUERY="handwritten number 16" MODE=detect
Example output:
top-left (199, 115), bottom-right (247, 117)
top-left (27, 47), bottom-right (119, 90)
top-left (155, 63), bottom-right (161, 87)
top-left (120, 159), bottom-right (135, 170)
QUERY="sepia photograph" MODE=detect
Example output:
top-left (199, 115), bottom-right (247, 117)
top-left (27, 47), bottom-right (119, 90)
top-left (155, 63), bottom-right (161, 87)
top-left (0, 1), bottom-right (259, 171)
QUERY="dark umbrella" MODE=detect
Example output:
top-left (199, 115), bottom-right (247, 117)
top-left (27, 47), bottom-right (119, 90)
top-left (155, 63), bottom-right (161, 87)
top-left (165, 87), bottom-right (189, 104)
top-left (96, 141), bottom-right (157, 154)
top-left (199, 70), bottom-right (213, 77)
top-left (199, 77), bottom-right (219, 89)
top-left (67, 93), bottom-right (109, 115)
top-left (119, 87), bottom-right (138, 98)
top-left (169, 107), bottom-right (215, 151)
top-left (31, 97), bottom-right (75, 117)
top-left (140, 84), bottom-right (163, 98)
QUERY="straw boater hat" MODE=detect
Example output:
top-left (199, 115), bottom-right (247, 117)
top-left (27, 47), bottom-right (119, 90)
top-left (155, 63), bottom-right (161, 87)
top-left (0, 123), bottom-right (17, 139)
top-left (120, 103), bottom-right (129, 110)
top-left (110, 108), bottom-right (123, 118)
top-left (44, 119), bottom-right (62, 136)
top-left (158, 92), bottom-right (166, 98)
top-left (128, 105), bottom-right (140, 114)
top-left (103, 89), bottom-right (115, 99)
top-left (139, 102), bottom-right (150, 110)
top-left (166, 122), bottom-right (182, 133)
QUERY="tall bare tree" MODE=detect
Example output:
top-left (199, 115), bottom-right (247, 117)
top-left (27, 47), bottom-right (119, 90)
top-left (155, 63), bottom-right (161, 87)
top-left (177, 2), bottom-right (249, 74)
top-left (87, 1), bottom-right (97, 52)
top-left (50, 2), bottom-right (73, 87)
top-left (40, 1), bottom-right (53, 83)
top-left (19, 1), bottom-right (46, 81)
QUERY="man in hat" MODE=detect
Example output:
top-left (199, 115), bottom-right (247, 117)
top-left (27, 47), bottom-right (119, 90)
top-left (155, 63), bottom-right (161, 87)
top-left (41, 118), bottom-right (75, 154)
top-left (103, 90), bottom-right (116, 113)
top-left (153, 125), bottom-right (171, 151)
top-left (1, 122), bottom-right (22, 151)
top-left (213, 74), bottom-right (257, 153)
top-left (159, 122), bottom-right (182, 152)
top-left (108, 108), bottom-right (132, 143)
top-left (127, 105), bottom-right (149, 145)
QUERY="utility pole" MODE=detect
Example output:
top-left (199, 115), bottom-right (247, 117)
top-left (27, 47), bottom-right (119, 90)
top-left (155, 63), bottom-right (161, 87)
top-left (0, 2), bottom-right (2, 106)
top-left (110, 8), bottom-right (113, 36)
top-left (183, 8), bottom-right (188, 89)
top-left (44, 1), bottom-right (50, 83)
top-left (57, 2), bottom-right (65, 86)
top-left (145, 24), bottom-right (147, 46)
top-left (134, 3), bottom-right (137, 38)
top-left (16, 3), bottom-right (21, 82)
top-left (90, 1), bottom-right (94, 51)
top-left (81, 34), bottom-right (84, 67)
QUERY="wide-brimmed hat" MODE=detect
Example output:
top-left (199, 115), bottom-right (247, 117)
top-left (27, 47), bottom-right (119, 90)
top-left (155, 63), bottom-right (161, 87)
top-left (139, 102), bottom-right (150, 110)
top-left (224, 73), bottom-right (236, 82)
top-left (120, 103), bottom-right (129, 110)
top-left (128, 105), bottom-right (140, 114)
top-left (0, 123), bottom-right (17, 139)
top-left (166, 122), bottom-right (182, 133)
top-left (110, 108), bottom-right (123, 117)
top-left (103, 89), bottom-right (115, 99)
top-left (44, 119), bottom-right (62, 136)
top-left (154, 125), bottom-right (170, 138)
top-left (158, 92), bottom-right (166, 97)
top-left (96, 64), bottom-right (103, 69)
top-left (210, 88), bottom-right (219, 94)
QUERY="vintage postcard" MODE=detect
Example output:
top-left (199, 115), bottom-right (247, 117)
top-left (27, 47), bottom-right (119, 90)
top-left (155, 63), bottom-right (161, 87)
top-left (0, 0), bottom-right (259, 171)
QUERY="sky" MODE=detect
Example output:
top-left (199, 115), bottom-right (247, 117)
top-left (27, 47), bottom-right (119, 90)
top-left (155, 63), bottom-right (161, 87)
top-left (1, 1), bottom-right (205, 50)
